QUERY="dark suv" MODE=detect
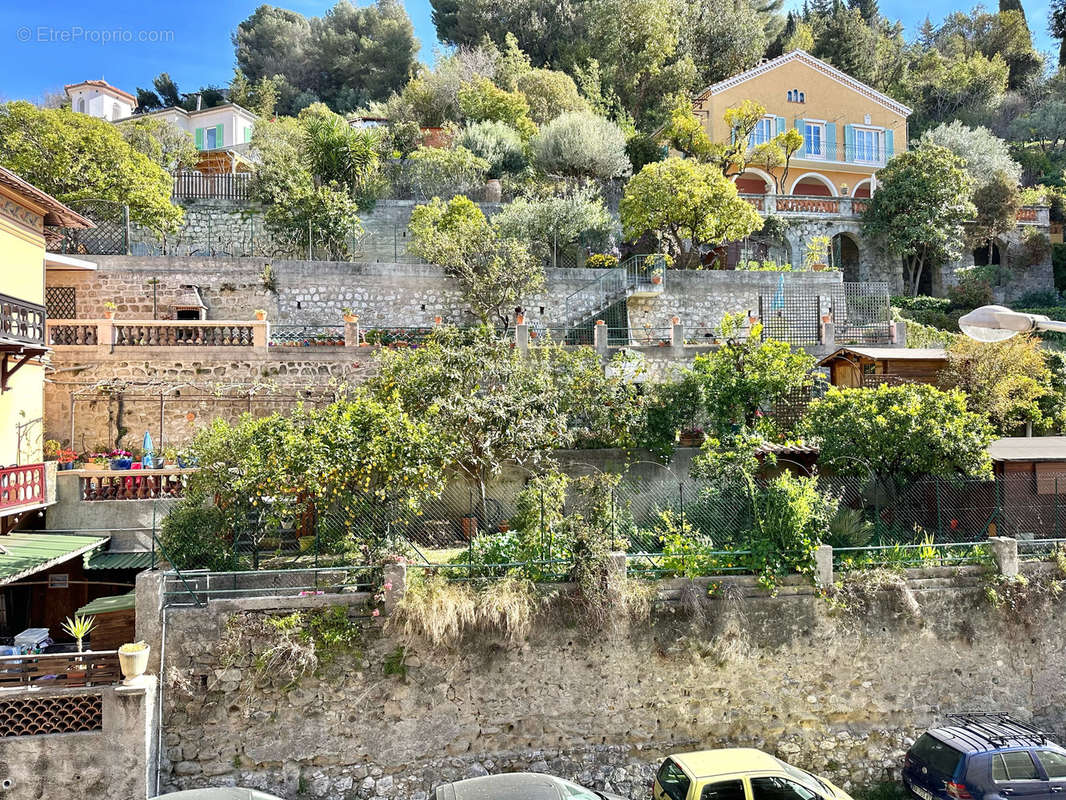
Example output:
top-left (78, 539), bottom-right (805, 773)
top-left (903, 713), bottom-right (1066, 800)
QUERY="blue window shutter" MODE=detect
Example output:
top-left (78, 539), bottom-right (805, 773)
top-left (825, 123), bottom-right (836, 160)
top-left (775, 116), bottom-right (785, 136)
top-left (216, 124), bottom-right (224, 147)
top-left (194, 127), bottom-right (204, 150)
top-left (885, 130), bottom-right (894, 160)
top-left (794, 118), bottom-right (806, 157)
top-left (844, 124), bottom-right (854, 162)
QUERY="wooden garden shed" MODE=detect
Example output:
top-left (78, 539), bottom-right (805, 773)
top-left (816, 347), bottom-right (948, 388)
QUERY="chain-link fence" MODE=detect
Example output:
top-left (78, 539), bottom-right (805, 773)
top-left (141, 468), bottom-right (1066, 586)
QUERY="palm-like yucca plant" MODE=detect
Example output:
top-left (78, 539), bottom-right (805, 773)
top-left (302, 113), bottom-right (379, 192)
top-left (61, 615), bottom-right (96, 653)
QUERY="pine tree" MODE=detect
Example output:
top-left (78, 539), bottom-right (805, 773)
top-left (848, 0), bottom-right (879, 25)
top-left (1000, 0), bottom-right (1028, 27)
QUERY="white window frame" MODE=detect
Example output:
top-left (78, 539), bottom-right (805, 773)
top-left (803, 120), bottom-right (826, 159)
top-left (852, 126), bottom-right (885, 165)
top-left (748, 115), bottom-right (775, 149)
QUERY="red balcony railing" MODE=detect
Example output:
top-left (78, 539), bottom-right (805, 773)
top-left (0, 464), bottom-right (46, 511)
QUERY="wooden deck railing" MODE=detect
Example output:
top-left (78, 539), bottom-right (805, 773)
top-left (71, 468), bottom-right (192, 501)
top-left (172, 171), bottom-right (252, 201)
top-left (0, 463), bottom-right (46, 511)
top-left (0, 650), bottom-right (121, 688)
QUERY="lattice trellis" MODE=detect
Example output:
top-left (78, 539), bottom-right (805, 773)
top-left (0, 694), bottom-right (103, 737)
top-left (45, 286), bottom-right (77, 320)
top-left (830, 282), bottom-right (891, 344)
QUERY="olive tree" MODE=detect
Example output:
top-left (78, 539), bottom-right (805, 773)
top-left (531, 111), bottom-right (632, 180)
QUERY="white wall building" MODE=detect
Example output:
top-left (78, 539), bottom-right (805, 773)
top-left (64, 80), bottom-right (136, 121)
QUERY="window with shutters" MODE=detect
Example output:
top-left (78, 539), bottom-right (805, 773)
top-left (804, 122), bottom-right (825, 158)
top-left (206, 126), bottom-right (217, 149)
top-left (853, 128), bottom-right (884, 164)
top-left (749, 116), bottom-right (775, 147)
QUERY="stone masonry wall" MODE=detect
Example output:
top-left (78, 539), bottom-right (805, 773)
top-left (156, 572), bottom-right (1066, 800)
top-left (51, 256), bottom-right (843, 333)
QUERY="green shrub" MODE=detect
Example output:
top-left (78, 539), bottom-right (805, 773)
top-left (159, 504), bottom-right (229, 570)
top-left (947, 278), bottom-right (994, 309)
top-left (891, 295), bottom-right (952, 312)
top-left (1015, 289), bottom-right (1062, 307)
top-left (825, 507), bottom-right (874, 549)
top-left (1052, 243), bottom-right (1066, 292)
top-left (457, 120), bottom-right (526, 179)
top-left (652, 509), bottom-right (719, 578)
top-left (749, 473), bottom-right (837, 592)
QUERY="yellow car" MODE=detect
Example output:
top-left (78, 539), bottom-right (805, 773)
top-left (653, 748), bottom-right (854, 800)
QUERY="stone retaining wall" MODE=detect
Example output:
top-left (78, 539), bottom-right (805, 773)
top-left (49, 256), bottom-right (844, 332)
top-left (153, 569), bottom-right (1066, 800)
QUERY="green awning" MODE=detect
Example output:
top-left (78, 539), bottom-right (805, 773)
top-left (0, 533), bottom-right (109, 585)
top-left (76, 591), bottom-right (135, 616)
top-left (83, 551), bottom-right (154, 571)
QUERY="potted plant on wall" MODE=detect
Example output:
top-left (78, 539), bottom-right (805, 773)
top-left (805, 236), bottom-right (831, 271)
top-left (108, 449), bottom-right (133, 470)
top-left (57, 448), bottom-right (77, 471)
top-left (343, 307), bottom-right (359, 324)
top-left (117, 641), bottom-right (151, 685)
top-left (254, 308), bottom-right (267, 321)
top-left (102, 301), bottom-right (117, 320)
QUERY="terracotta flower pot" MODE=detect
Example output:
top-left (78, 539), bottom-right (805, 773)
top-left (103, 310), bottom-right (115, 320)
top-left (651, 275), bottom-right (663, 285)
top-left (811, 263), bottom-right (827, 272)
top-left (255, 310), bottom-right (267, 320)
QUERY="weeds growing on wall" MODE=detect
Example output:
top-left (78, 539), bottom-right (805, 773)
top-left (824, 568), bottom-right (922, 625)
top-left (389, 573), bottom-right (542, 647)
top-left (984, 550), bottom-right (1066, 629)
top-left (217, 606), bottom-right (363, 687)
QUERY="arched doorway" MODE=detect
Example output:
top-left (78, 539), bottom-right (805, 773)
top-left (852, 179), bottom-right (873, 198)
top-left (734, 169), bottom-right (773, 195)
top-left (790, 172), bottom-right (836, 197)
top-left (832, 232), bottom-right (861, 282)
top-left (973, 241), bottom-right (1001, 266)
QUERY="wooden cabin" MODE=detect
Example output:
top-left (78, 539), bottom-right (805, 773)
top-left (990, 438), bottom-right (1066, 489)
top-left (816, 347), bottom-right (948, 389)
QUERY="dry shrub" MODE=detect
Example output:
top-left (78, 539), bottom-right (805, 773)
top-left (826, 568), bottom-right (921, 625)
top-left (389, 574), bottom-right (542, 647)
top-left (478, 577), bottom-right (538, 643)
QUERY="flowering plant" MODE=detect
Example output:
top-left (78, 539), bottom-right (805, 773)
top-left (56, 448), bottom-right (77, 464)
top-left (108, 449), bottom-right (132, 458)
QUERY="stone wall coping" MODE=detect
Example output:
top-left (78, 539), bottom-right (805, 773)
top-left (83, 255), bottom-right (847, 287)
top-left (167, 590), bottom-right (375, 615)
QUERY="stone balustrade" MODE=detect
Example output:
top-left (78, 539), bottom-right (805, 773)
top-left (47, 319), bottom-right (269, 351)
top-left (740, 193), bottom-right (1049, 225)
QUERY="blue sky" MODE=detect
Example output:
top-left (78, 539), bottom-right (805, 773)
top-left (0, 0), bottom-right (1057, 103)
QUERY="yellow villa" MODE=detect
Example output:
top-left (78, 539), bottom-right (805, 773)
top-left (0, 167), bottom-right (91, 532)
top-left (693, 49), bottom-right (911, 200)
